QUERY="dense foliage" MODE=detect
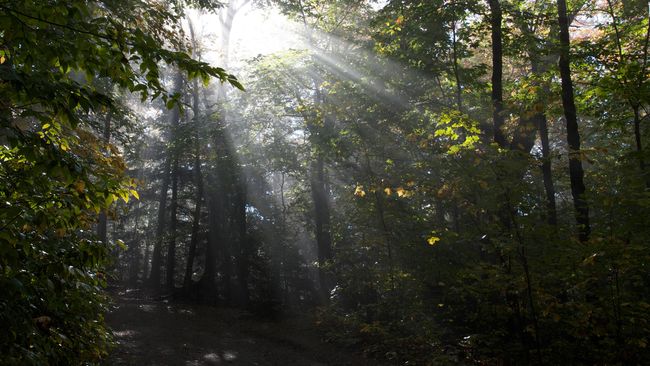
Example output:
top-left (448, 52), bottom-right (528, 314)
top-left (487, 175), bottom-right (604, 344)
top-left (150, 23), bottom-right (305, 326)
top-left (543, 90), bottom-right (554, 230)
top-left (0, 0), bottom-right (241, 364)
top-left (225, 0), bottom-right (649, 364)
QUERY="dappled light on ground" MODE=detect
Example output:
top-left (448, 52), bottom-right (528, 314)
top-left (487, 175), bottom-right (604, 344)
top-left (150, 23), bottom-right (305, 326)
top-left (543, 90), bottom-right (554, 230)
top-left (105, 291), bottom-right (378, 366)
top-left (113, 329), bottom-right (139, 338)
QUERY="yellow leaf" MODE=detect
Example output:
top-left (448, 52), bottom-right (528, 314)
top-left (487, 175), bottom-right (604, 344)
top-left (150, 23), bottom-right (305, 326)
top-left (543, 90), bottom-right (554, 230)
top-left (130, 189), bottom-right (140, 200)
top-left (354, 185), bottom-right (366, 197)
top-left (384, 187), bottom-right (392, 196)
top-left (115, 239), bottom-right (127, 250)
top-left (427, 236), bottom-right (441, 246)
top-left (396, 187), bottom-right (411, 197)
top-left (73, 180), bottom-right (85, 193)
top-left (105, 194), bottom-right (117, 207)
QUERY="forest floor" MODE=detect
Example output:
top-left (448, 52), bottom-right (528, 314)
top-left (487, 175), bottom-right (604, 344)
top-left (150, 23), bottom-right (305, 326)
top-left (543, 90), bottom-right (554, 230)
top-left (104, 288), bottom-right (377, 366)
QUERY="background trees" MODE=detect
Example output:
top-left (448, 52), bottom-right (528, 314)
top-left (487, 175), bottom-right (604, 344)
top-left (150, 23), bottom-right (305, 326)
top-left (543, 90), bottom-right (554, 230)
top-left (0, 0), bottom-right (240, 364)
top-left (2, 0), bottom-right (649, 364)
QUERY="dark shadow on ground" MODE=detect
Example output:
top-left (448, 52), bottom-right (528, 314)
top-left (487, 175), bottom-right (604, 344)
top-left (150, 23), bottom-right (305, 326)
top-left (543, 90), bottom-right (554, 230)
top-left (104, 288), bottom-right (378, 366)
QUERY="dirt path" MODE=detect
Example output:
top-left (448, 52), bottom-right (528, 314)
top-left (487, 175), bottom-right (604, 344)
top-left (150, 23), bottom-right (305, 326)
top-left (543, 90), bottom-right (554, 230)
top-left (105, 289), bottom-right (376, 366)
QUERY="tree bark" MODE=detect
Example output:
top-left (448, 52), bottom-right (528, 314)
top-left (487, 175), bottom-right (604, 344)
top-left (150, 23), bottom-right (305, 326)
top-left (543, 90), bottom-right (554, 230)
top-left (510, 1), bottom-right (586, 226)
top-left (536, 110), bottom-right (557, 226)
top-left (557, 0), bottom-right (590, 241)
top-left (142, 233), bottom-right (152, 281)
top-left (183, 153), bottom-right (203, 290)
top-left (183, 71), bottom-right (204, 290)
top-left (531, 61), bottom-right (557, 226)
top-left (636, 12), bottom-right (650, 185)
top-left (451, 21), bottom-right (463, 113)
top-left (148, 155), bottom-right (170, 288)
top-left (199, 191), bottom-right (222, 303)
top-left (165, 143), bottom-right (180, 289)
top-left (489, 0), bottom-right (507, 148)
top-left (149, 73), bottom-right (182, 288)
top-left (207, 0), bottom-right (250, 306)
top-left (97, 112), bottom-right (112, 243)
top-left (165, 73), bottom-right (183, 290)
top-left (311, 154), bottom-right (334, 300)
top-left (128, 201), bottom-right (143, 284)
top-left (295, 0), bottom-right (336, 302)
top-left (234, 183), bottom-right (250, 307)
top-left (633, 105), bottom-right (646, 175)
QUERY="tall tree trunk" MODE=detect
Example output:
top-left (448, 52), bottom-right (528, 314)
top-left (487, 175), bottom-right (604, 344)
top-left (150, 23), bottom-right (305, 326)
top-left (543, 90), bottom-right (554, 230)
top-left (165, 147), bottom-right (180, 289)
top-left (210, 122), bottom-right (244, 306)
top-left (451, 21), bottom-right (463, 113)
top-left (234, 184), bottom-right (250, 307)
top-left (636, 13), bottom-right (649, 185)
top-left (311, 154), bottom-right (333, 300)
top-left (149, 73), bottom-right (182, 288)
top-left (633, 105), bottom-right (646, 174)
top-left (531, 61), bottom-right (557, 226)
top-left (142, 230), bottom-right (152, 281)
top-left (183, 75), bottom-right (204, 290)
top-left (199, 192), bottom-right (221, 303)
top-left (201, 114), bottom-right (233, 302)
top-left (489, 0), bottom-right (507, 148)
top-left (183, 153), bottom-right (203, 290)
top-left (148, 154), bottom-right (171, 288)
top-left (165, 74), bottom-right (183, 289)
top-left (279, 172), bottom-right (290, 303)
top-left (204, 116), bottom-right (235, 304)
top-left (296, 0), bottom-right (336, 302)
top-left (536, 110), bottom-right (558, 226)
top-left (557, 0), bottom-right (590, 241)
top-left (128, 201), bottom-right (143, 284)
top-left (97, 112), bottom-right (112, 243)
top-left (207, 0), bottom-right (250, 306)
top-left (511, 2), bottom-right (586, 226)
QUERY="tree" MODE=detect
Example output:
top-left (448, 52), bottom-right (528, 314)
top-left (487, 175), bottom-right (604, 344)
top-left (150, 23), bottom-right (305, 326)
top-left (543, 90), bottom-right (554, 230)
top-left (0, 0), bottom-right (241, 363)
top-left (272, 0), bottom-right (372, 301)
top-left (183, 20), bottom-right (206, 291)
top-left (54, 0), bottom-right (650, 364)
top-left (557, 0), bottom-right (590, 241)
top-left (489, 0), bottom-right (507, 147)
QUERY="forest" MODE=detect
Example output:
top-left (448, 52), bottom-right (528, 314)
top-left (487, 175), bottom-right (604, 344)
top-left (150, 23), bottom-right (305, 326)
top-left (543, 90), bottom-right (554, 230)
top-left (1, 0), bottom-right (649, 365)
